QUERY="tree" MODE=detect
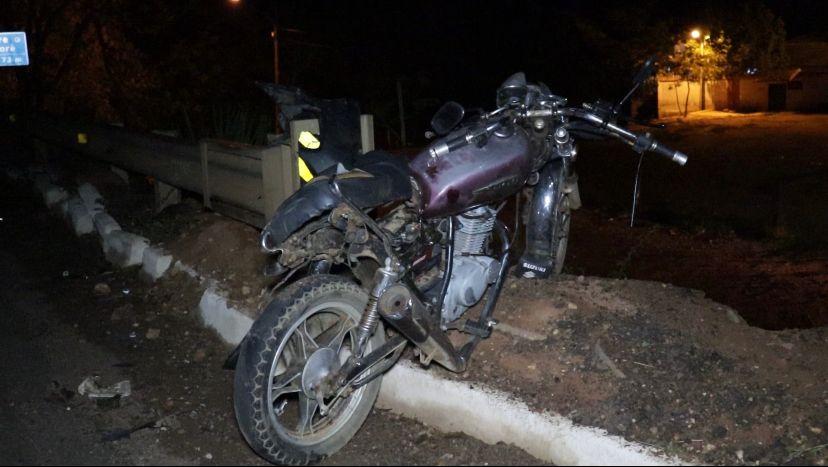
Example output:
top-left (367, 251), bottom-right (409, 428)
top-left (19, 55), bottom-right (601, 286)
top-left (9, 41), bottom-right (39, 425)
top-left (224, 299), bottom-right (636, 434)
top-left (726, 1), bottom-right (788, 75)
top-left (668, 32), bottom-right (731, 116)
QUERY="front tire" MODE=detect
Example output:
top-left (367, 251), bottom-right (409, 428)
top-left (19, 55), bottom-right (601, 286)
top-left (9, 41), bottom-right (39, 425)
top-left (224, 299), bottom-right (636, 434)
top-left (550, 195), bottom-right (571, 275)
top-left (234, 275), bottom-right (384, 465)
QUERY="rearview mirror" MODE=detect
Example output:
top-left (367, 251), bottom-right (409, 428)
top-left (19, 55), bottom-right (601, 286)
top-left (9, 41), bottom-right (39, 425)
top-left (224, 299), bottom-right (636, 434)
top-left (633, 56), bottom-right (656, 85)
top-left (431, 101), bottom-right (465, 136)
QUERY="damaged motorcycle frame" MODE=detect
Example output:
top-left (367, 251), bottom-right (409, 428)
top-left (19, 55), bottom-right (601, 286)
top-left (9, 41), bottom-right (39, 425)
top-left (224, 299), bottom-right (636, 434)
top-left (232, 67), bottom-right (687, 465)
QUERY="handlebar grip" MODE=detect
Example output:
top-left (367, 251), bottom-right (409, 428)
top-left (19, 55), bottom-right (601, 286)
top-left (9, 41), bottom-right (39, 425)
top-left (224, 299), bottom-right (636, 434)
top-left (429, 134), bottom-right (469, 159)
top-left (446, 134), bottom-right (470, 152)
top-left (634, 133), bottom-right (688, 166)
top-left (650, 141), bottom-right (688, 166)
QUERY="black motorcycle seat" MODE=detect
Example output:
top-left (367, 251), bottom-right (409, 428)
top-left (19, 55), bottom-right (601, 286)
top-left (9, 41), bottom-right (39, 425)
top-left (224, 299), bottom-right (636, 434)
top-left (262, 151), bottom-right (412, 248)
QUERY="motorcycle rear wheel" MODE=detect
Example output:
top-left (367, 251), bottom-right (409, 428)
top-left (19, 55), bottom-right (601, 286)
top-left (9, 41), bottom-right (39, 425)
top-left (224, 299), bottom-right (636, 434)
top-left (234, 274), bottom-right (384, 465)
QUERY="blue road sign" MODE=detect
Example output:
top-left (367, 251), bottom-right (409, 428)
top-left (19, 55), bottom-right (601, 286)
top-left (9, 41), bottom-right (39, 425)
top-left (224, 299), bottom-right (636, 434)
top-left (0, 32), bottom-right (29, 67)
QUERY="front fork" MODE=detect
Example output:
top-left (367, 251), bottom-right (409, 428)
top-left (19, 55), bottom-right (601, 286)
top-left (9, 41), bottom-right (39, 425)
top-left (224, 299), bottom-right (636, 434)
top-left (516, 158), bottom-right (571, 279)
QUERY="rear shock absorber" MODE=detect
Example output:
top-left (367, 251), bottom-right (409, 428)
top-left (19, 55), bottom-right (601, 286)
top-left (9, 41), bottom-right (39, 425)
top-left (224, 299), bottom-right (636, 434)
top-left (355, 258), bottom-right (399, 354)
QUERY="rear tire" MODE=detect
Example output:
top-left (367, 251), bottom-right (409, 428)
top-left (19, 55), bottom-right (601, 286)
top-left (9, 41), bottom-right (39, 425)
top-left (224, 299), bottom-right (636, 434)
top-left (233, 275), bottom-right (384, 465)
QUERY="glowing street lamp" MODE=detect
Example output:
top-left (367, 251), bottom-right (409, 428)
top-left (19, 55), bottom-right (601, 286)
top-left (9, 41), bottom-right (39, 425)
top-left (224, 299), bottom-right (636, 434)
top-left (690, 29), bottom-right (709, 110)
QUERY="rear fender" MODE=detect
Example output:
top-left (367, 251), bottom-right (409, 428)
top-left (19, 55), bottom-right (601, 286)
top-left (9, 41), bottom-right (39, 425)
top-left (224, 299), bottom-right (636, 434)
top-left (261, 153), bottom-right (412, 252)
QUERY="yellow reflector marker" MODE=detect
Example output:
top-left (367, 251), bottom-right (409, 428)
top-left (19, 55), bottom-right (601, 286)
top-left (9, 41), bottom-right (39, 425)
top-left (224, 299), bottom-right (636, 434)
top-left (298, 131), bottom-right (320, 149)
top-left (77, 133), bottom-right (88, 144)
top-left (298, 157), bottom-right (314, 182)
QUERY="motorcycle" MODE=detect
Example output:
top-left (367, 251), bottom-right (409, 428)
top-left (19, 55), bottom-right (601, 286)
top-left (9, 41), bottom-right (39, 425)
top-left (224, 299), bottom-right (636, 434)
top-left (232, 60), bottom-right (687, 465)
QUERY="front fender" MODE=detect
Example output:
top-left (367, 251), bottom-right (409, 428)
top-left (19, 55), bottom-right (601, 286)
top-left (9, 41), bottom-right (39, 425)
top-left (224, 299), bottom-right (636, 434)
top-left (516, 159), bottom-right (568, 278)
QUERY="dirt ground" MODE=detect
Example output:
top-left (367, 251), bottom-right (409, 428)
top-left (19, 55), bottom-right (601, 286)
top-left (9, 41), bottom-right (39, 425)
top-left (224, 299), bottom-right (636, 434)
top-left (457, 275), bottom-right (828, 465)
top-left (0, 155), bottom-right (545, 464)
top-left (567, 209), bottom-right (828, 330)
top-left (4, 111), bottom-right (828, 465)
top-left (569, 111), bottom-right (828, 329)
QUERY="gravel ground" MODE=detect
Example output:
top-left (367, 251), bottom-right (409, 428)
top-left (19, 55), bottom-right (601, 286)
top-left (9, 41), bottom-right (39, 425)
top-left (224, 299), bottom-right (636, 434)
top-left (0, 172), bottom-right (545, 465)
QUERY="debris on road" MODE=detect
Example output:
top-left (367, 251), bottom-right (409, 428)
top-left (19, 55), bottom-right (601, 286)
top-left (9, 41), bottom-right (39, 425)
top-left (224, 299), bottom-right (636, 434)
top-left (93, 283), bottom-right (111, 296)
top-left (77, 376), bottom-right (132, 400)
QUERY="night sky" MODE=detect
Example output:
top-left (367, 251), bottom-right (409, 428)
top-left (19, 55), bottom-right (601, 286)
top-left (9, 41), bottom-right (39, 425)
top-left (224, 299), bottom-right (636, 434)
top-left (3, 0), bottom-right (827, 140)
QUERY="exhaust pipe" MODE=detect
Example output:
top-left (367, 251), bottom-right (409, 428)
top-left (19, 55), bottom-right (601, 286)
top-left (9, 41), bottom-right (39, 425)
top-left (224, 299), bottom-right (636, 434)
top-left (377, 283), bottom-right (467, 373)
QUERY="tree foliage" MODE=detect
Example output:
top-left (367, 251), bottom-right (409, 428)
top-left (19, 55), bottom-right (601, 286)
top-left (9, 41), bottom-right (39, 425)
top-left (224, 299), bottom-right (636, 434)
top-left (726, 1), bottom-right (788, 74)
top-left (669, 33), bottom-right (732, 81)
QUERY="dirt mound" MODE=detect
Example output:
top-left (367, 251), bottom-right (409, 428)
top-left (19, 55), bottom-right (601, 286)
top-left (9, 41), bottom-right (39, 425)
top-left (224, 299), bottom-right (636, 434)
top-left (453, 275), bottom-right (828, 465)
top-left (166, 215), bottom-right (270, 305)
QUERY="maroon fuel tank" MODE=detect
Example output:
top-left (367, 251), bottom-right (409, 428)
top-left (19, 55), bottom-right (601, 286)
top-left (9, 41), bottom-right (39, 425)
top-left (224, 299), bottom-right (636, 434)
top-left (410, 128), bottom-right (533, 219)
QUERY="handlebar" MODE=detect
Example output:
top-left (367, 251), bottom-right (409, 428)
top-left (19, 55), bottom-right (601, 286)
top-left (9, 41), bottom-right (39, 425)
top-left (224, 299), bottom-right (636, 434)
top-left (429, 104), bottom-right (688, 167)
top-left (561, 107), bottom-right (687, 166)
top-left (634, 133), bottom-right (688, 165)
top-left (429, 120), bottom-right (503, 159)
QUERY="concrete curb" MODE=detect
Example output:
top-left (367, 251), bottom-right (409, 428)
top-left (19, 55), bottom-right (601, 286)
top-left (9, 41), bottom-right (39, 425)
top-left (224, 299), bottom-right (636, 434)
top-left (15, 169), bottom-right (689, 466)
top-left (102, 230), bottom-right (150, 267)
top-left (93, 212), bottom-right (122, 236)
top-left (22, 174), bottom-right (170, 280)
top-left (65, 196), bottom-right (94, 235)
top-left (141, 246), bottom-right (173, 281)
top-left (77, 182), bottom-right (105, 215)
top-left (197, 288), bottom-right (255, 346)
top-left (190, 284), bottom-right (686, 466)
top-left (377, 363), bottom-right (685, 466)
top-left (43, 184), bottom-right (69, 208)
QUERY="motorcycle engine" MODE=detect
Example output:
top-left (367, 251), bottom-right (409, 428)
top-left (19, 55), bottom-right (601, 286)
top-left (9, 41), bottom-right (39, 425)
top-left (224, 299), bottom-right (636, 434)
top-left (442, 206), bottom-right (501, 325)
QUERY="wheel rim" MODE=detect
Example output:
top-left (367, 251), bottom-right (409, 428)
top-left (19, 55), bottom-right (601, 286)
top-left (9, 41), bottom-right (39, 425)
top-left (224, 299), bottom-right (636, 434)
top-left (265, 301), bottom-right (367, 446)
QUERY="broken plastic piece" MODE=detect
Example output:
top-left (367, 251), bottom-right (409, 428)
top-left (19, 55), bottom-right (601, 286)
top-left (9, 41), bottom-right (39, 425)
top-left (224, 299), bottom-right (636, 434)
top-left (77, 377), bottom-right (132, 400)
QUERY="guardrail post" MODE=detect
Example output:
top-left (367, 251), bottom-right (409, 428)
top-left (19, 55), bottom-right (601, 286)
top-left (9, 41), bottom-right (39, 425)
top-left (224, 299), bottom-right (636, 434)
top-left (360, 114), bottom-right (375, 153)
top-left (261, 144), bottom-right (298, 218)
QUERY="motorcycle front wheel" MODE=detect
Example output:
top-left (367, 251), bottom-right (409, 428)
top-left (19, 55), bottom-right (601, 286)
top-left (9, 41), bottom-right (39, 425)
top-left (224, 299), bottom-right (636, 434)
top-left (233, 274), bottom-right (384, 465)
top-left (551, 195), bottom-right (571, 275)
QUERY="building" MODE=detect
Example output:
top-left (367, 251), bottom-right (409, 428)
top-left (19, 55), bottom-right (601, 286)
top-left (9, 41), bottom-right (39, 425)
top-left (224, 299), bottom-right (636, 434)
top-left (657, 39), bottom-right (828, 118)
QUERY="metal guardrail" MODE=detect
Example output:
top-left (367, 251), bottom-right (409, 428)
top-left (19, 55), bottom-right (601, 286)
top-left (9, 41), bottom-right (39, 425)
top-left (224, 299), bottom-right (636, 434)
top-left (28, 114), bottom-right (374, 228)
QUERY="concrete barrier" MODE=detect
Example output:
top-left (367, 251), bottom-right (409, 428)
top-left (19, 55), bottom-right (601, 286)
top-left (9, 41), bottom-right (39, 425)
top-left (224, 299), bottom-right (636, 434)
top-left (77, 182), bottom-right (105, 215)
top-left (43, 184), bottom-right (69, 207)
top-left (93, 212), bottom-right (122, 236)
top-left (197, 288), bottom-right (254, 345)
top-left (65, 197), bottom-right (94, 235)
top-left (141, 246), bottom-right (173, 281)
top-left (102, 230), bottom-right (149, 267)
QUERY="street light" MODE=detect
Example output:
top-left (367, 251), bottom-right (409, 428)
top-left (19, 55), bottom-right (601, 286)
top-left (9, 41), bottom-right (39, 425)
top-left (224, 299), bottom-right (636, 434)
top-left (690, 29), bottom-right (708, 111)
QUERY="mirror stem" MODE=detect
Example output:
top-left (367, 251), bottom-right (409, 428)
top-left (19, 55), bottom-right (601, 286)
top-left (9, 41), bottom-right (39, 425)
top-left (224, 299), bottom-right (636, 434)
top-left (612, 81), bottom-right (642, 117)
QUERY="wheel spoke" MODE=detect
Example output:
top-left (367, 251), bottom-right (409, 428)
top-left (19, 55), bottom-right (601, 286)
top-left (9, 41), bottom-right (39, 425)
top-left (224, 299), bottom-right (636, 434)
top-left (295, 321), bottom-right (320, 358)
top-left (318, 319), bottom-right (355, 353)
top-left (297, 395), bottom-right (319, 436)
top-left (270, 369), bottom-right (302, 402)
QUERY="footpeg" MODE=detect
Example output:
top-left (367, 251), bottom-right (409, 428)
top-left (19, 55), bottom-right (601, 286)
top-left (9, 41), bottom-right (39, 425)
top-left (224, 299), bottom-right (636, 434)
top-left (463, 318), bottom-right (498, 338)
